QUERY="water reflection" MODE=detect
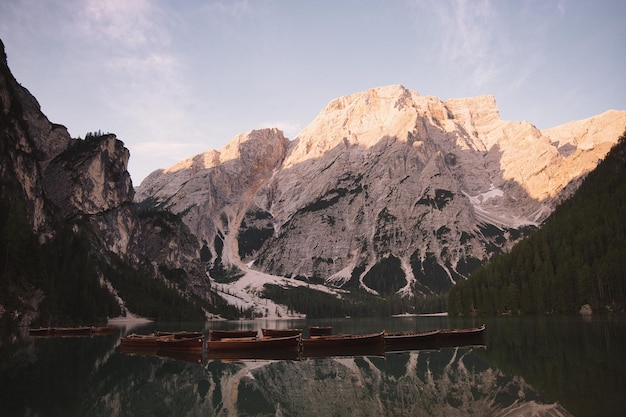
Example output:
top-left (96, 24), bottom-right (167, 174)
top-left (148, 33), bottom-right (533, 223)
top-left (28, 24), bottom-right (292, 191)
top-left (2, 315), bottom-right (624, 416)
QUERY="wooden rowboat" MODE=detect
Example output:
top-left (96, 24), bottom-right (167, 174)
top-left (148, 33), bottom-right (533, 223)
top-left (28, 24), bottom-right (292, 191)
top-left (156, 335), bottom-right (204, 351)
top-left (438, 324), bottom-right (486, 348)
top-left (28, 327), bottom-right (54, 336)
top-left (261, 328), bottom-right (302, 338)
top-left (302, 331), bottom-right (384, 351)
top-left (91, 326), bottom-right (116, 335)
top-left (384, 329), bottom-right (440, 352)
top-left (156, 331), bottom-right (204, 339)
top-left (302, 332), bottom-right (385, 358)
top-left (120, 333), bottom-right (174, 349)
top-left (209, 329), bottom-right (258, 341)
top-left (29, 326), bottom-right (115, 337)
top-left (207, 334), bottom-right (301, 352)
top-left (49, 326), bottom-right (94, 336)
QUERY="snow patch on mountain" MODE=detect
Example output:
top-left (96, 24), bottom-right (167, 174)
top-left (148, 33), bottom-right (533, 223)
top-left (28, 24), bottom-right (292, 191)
top-left (463, 185), bottom-right (539, 229)
top-left (211, 262), bottom-right (347, 319)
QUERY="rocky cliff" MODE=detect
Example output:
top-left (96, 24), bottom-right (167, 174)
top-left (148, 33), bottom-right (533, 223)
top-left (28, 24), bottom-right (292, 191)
top-left (136, 85), bottom-right (626, 301)
top-left (0, 39), bottom-right (210, 325)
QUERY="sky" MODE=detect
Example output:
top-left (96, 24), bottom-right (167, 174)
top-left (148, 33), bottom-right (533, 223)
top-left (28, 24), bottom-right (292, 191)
top-left (1, 0), bottom-right (624, 184)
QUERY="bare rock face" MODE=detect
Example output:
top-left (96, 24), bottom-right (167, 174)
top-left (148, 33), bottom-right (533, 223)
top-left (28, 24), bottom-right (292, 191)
top-left (135, 128), bottom-right (290, 267)
top-left (42, 135), bottom-right (134, 216)
top-left (136, 84), bottom-right (626, 296)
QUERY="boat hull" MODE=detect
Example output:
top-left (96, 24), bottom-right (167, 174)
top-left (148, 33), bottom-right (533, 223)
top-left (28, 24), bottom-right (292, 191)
top-left (120, 334), bottom-right (174, 349)
top-left (207, 334), bottom-right (301, 352)
top-left (302, 331), bottom-right (385, 357)
top-left (157, 336), bottom-right (204, 351)
top-left (438, 324), bottom-right (486, 348)
top-left (384, 329), bottom-right (440, 352)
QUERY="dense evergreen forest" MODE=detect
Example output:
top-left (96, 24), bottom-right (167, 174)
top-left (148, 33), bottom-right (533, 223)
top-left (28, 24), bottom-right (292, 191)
top-left (262, 284), bottom-right (447, 318)
top-left (0, 199), bottom-right (228, 325)
top-left (448, 130), bottom-right (626, 315)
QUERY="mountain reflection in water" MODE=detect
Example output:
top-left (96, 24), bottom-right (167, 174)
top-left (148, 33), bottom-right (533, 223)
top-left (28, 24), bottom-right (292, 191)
top-left (2, 315), bottom-right (625, 416)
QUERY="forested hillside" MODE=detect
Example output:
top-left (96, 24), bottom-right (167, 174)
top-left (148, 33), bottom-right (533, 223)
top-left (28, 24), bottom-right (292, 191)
top-left (448, 130), bottom-right (626, 315)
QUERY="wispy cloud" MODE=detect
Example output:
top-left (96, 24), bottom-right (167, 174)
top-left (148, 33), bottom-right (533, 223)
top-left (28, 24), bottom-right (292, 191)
top-left (69, 0), bottom-right (206, 161)
top-left (203, 0), bottom-right (252, 17)
top-left (77, 0), bottom-right (167, 49)
top-left (431, 0), bottom-right (501, 88)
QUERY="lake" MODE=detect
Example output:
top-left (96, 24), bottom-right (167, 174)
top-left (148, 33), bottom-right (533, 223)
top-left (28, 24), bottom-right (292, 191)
top-left (1, 314), bottom-right (624, 417)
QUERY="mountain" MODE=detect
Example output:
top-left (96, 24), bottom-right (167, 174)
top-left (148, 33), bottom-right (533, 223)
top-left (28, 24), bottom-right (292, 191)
top-left (136, 85), bottom-right (626, 310)
top-left (0, 39), bottom-right (213, 326)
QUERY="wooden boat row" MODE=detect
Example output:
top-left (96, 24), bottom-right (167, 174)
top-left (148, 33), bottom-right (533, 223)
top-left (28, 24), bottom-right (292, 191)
top-left (29, 326), bottom-right (116, 337)
top-left (117, 325), bottom-right (486, 363)
top-left (205, 331), bottom-right (386, 360)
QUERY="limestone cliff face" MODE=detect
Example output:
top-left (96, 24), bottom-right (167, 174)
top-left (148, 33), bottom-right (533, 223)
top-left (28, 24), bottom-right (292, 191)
top-left (42, 135), bottom-right (133, 217)
top-left (136, 84), bottom-right (626, 296)
top-left (0, 39), bottom-right (208, 323)
top-left (135, 128), bottom-right (290, 268)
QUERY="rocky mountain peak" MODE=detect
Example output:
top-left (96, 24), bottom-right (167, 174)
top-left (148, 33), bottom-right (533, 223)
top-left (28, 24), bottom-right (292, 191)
top-left (136, 84), bottom-right (626, 302)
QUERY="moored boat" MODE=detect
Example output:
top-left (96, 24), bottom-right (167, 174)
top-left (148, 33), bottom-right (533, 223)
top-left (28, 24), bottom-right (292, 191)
top-left (302, 332), bottom-right (385, 358)
top-left (438, 324), bottom-right (486, 348)
top-left (120, 333), bottom-right (174, 349)
top-left (91, 326), bottom-right (116, 335)
top-left (209, 329), bottom-right (258, 341)
top-left (207, 334), bottom-right (301, 352)
top-left (156, 331), bottom-right (204, 339)
top-left (29, 326), bottom-right (116, 337)
top-left (51, 326), bottom-right (94, 336)
top-left (302, 331), bottom-right (384, 352)
top-left (156, 335), bottom-right (204, 351)
top-left (28, 327), bottom-right (54, 336)
top-left (384, 329), bottom-right (440, 352)
top-left (261, 328), bottom-right (302, 338)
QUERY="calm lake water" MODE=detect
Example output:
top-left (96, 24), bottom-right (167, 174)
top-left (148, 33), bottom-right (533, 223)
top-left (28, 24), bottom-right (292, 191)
top-left (1, 314), bottom-right (625, 417)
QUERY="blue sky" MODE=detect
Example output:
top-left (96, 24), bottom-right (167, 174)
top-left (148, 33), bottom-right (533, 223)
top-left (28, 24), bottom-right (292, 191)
top-left (1, 0), bottom-right (624, 184)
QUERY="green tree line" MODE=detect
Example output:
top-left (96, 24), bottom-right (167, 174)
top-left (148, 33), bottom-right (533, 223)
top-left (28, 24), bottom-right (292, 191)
top-left (0, 200), bottom-right (215, 325)
top-left (262, 283), bottom-right (447, 318)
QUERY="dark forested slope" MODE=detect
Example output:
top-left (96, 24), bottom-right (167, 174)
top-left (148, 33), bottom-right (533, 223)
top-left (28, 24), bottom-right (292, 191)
top-left (449, 130), bottom-right (626, 315)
